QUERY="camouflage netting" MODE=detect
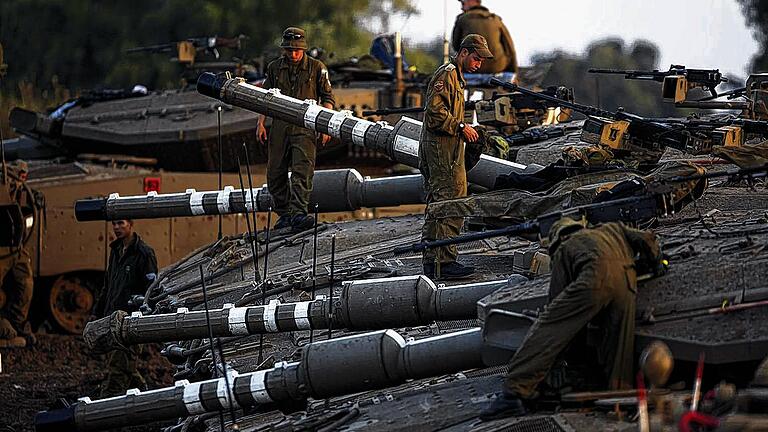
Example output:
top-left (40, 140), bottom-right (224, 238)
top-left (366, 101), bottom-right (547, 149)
top-left (82, 310), bottom-right (128, 354)
top-left (427, 160), bottom-right (705, 221)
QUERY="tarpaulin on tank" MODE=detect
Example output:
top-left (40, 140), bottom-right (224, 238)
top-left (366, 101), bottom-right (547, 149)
top-left (712, 140), bottom-right (768, 168)
top-left (425, 161), bottom-right (706, 222)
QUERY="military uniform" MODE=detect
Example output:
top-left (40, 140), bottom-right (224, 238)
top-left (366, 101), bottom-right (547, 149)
top-left (94, 233), bottom-right (157, 396)
top-left (503, 221), bottom-right (660, 398)
top-left (420, 35), bottom-right (493, 276)
top-left (262, 28), bottom-right (335, 220)
top-left (0, 163), bottom-right (35, 346)
top-left (452, 5), bottom-right (517, 74)
top-left (419, 59), bottom-right (469, 267)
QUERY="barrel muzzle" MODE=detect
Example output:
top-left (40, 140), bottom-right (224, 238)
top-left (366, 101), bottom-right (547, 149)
top-left (196, 72), bottom-right (228, 99)
top-left (74, 198), bottom-right (106, 221)
top-left (34, 405), bottom-right (77, 432)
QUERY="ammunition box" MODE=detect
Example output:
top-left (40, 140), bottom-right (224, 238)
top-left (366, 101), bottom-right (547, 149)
top-left (581, 117), bottom-right (629, 149)
top-left (712, 125), bottom-right (743, 147)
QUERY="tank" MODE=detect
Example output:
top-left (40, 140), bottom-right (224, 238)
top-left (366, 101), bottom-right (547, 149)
top-left (0, 161), bottom-right (424, 334)
top-left (32, 89), bottom-right (768, 432)
top-left (30, 62), bottom-right (768, 431)
top-left (34, 180), bottom-right (768, 431)
top-left (4, 35), bottom-right (427, 172)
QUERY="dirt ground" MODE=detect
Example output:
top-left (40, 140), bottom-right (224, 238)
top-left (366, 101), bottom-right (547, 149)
top-left (0, 335), bottom-right (175, 432)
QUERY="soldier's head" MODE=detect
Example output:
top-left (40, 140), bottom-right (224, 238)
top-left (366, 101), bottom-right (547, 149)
top-left (457, 34), bottom-right (493, 72)
top-left (547, 217), bottom-right (585, 254)
top-left (111, 219), bottom-right (134, 240)
top-left (459, 0), bottom-right (481, 12)
top-left (280, 27), bottom-right (308, 63)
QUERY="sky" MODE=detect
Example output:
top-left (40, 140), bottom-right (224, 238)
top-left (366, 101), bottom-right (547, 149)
top-left (388, 0), bottom-right (759, 78)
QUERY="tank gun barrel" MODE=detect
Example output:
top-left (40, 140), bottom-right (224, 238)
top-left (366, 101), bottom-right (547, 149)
top-left (36, 327), bottom-right (507, 431)
top-left (196, 72), bottom-right (527, 189)
top-left (83, 275), bottom-right (514, 350)
top-left (74, 169), bottom-right (424, 221)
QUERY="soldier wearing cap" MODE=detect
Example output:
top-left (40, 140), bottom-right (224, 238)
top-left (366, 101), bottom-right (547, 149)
top-left (481, 219), bottom-right (663, 420)
top-left (0, 160), bottom-right (35, 348)
top-left (452, 0), bottom-right (518, 76)
top-left (256, 27), bottom-right (335, 232)
top-left (420, 34), bottom-right (493, 279)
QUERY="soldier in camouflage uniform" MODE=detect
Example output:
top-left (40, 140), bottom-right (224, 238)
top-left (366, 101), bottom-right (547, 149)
top-left (257, 27), bottom-right (335, 231)
top-left (0, 161), bottom-right (35, 348)
top-left (420, 34), bottom-right (493, 279)
top-left (452, 0), bottom-right (518, 75)
top-left (481, 218), bottom-right (662, 420)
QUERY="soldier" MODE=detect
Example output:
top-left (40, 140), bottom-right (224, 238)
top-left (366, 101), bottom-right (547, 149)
top-left (481, 219), bottom-right (663, 420)
top-left (93, 219), bottom-right (157, 396)
top-left (0, 160), bottom-right (35, 348)
top-left (256, 27), bottom-right (335, 232)
top-left (452, 0), bottom-right (518, 76)
top-left (420, 34), bottom-right (493, 279)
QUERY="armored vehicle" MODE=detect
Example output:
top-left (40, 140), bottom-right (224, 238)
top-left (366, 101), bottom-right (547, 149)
top-left (34, 72), bottom-right (768, 431)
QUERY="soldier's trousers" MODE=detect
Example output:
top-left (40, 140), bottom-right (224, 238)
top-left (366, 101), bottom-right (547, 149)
top-left (267, 121), bottom-right (316, 217)
top-left (503, 278), bottom-right (636, 398)
top-left (0, 247), bottom-right (33, 328)
top-left (420, 139), bottom-right (467, 265)
top-left (101, 345), bottom-right (146, 397)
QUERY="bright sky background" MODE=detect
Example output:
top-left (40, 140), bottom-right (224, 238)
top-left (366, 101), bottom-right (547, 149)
top-left (389, 0), bottom-right (759, 78)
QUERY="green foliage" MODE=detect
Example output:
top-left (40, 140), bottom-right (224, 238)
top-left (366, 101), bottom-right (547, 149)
top-left (0, 0), bottom-right (417, 92)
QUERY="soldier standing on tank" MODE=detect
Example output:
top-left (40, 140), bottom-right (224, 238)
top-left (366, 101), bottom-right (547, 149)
top-left (480, 219), bottom-right (663, 420)
top-left (420, 34), bottom-right (493, 280)
top-left (452, 0), bottom-right (518, 76)
top-left (92, 219), bottom-right (157, 396)
top-left (0, 160), bottom-right (36, 348)
top-left (256, 27), bottom-right (335, 232)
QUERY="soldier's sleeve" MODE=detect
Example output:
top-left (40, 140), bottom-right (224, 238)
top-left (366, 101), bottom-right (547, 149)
top-left (316, 61), bottom-right (335, 108)
top-left (499, 19), bottom-right (518, 73)
top-left (547, 249), bottom-right (570, 301)
top-left (451, 16), bottom-right (463, 53)
top-left (549, 248), bottom-right (599, 301)
top-left (137, 247), bottom-right (158, 294)
top-left (424, 70), bottom-right (461, 135)
top-left (621, 225), bottom-right (661, 265)
top-left (262, 62), bottom-right (274, 90)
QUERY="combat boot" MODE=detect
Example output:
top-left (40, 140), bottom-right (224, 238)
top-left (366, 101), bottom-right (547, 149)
top-left (0, 317), bottom-right (25, 348)
top-left (15, 321), bottom-right (37, 347)
top-left (274, 214), bottom-right (293, 230)
top-left (423, 261), bottom-right (475, 280)
top-left (290, 214), bottom-right (315, 232)
top-left (479, 391), bottom-right (527, 421)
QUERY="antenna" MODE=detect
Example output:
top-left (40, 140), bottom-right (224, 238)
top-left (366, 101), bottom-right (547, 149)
top-left (309, 203), bottom-right (319, 344)
top-left (257, 208), bottom-right (272, 364)
top-left (198, 265), bottom-right (235, 430)
top-left (217, 106), bottom-right (223, 240)
top-left (242, 143), bottom-right (261, 280)
top-left (236, 156), bottom-right (259, 283)
top-left (327, 234), bottom-right (336, 340)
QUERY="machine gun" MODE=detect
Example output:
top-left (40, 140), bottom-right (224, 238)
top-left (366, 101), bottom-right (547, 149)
top-left (489, 78), bottom-right (691, 155)
top-left (126, 35), bottom-right (246, 64)
top-left (394, 164), bottom-right (768, 255)
top-left (362, 86), bottom-right (575, 129)
top-left (645, 116), bottom-right (768, 150)
top-left (588, 65), bottom-right (727, 103)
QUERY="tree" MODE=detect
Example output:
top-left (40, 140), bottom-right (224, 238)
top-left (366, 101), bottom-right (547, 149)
top-left (0, 0), bottom-right (418, 92)
top-left (738, 0), bottom-right (768, 72)
top-left (533, 38), bottom-right (681, 117)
